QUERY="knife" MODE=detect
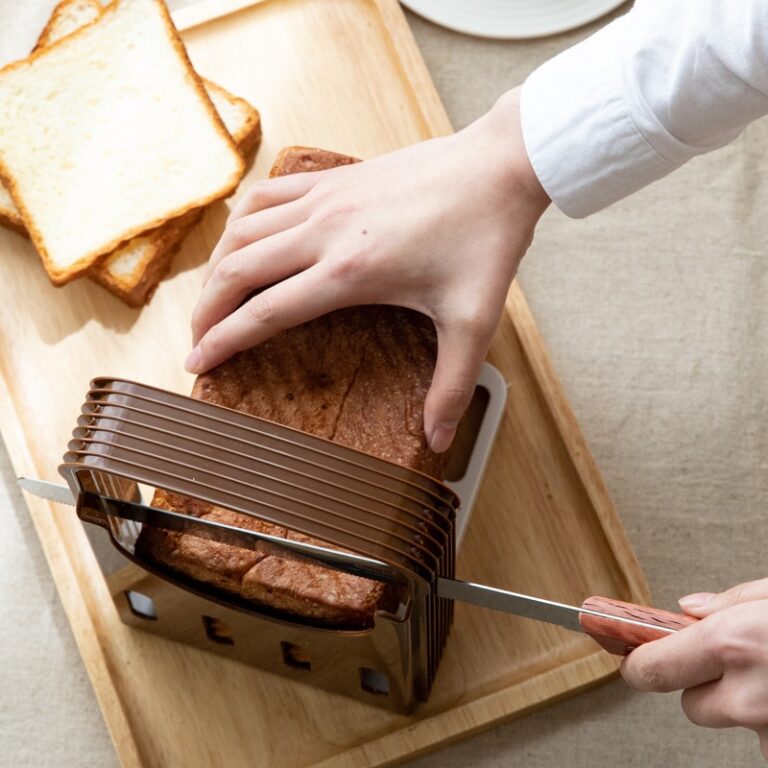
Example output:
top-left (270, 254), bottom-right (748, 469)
top-left (18, 476), bottom-right (697, 655)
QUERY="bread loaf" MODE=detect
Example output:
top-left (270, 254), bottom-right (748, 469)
top-left (137, 147), bottom-right (444, 626)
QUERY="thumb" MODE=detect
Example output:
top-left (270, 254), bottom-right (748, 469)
top-left (424, 321), bottom-right (490, 454)
top-left (678, 578), bottom-right (768, 618)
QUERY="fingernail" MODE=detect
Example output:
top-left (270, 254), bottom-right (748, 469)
top-left (184, 345), bottom-right (202, 373)
top-left (678, 592), bottom-right (715, 611)
top-left (429, 421), bottom-right (458, 454)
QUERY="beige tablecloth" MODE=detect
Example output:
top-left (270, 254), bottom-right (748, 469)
top-left (1, 1), bottom-right (766, 766)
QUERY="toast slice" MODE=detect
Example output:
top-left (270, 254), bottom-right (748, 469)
top-left (0, 0), bottom-right (261, 306)
top-left (0, 183), bottom-right (22, 234)
top-left (89, 80), bottom-right (261, 306)
top-left (0, 0), bottom-right (245, 285)
top-left (0, 0), bottom-right (104, 233)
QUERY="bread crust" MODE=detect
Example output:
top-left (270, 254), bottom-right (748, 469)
top-left (34, 0), bottom-right (103, 51)
top-left (90, 208), bottom-right (204, 307)
top-left (0, 0), bottom-right (246, 286)
top-left (0, 208), bottom-right (25, 235)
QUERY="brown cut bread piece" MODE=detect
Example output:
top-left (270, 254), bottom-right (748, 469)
top-left (140, 493), bottom-right (382, 625)
top-left (0, 0), bottom-right (245, 285)
top-left (137, 147), bottom-right (444, 626)
top-left (270, 145), bottom-right (358, 176)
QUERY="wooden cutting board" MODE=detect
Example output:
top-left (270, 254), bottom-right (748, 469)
top-left (0, 0), bottom-right (650, 766)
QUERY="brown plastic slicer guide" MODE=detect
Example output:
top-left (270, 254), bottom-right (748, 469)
top-left (58, 377), bottom-right (468, 713)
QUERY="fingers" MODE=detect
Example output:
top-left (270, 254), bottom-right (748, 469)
top-left (681, 676), bottom-right (768, 733)
top-left (423, 318), bottom-right (492, 453)
top-left (620, 620), bottom-right (724, 692)
top-left (192, 223), bottom-right (314, 346)
top-left (679, 578), bottom-right (768, 618)
top-left (206, 198), bottom-right (310, 281)
top-left (227, 172), bottom-right (323, 223)
top-left (186, 263), bottom-right (345, 374)
top-left (680, 680), bottom-right (736, 729)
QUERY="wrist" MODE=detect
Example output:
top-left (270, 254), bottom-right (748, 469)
top-left (478, 87), bottom-right (551, 218)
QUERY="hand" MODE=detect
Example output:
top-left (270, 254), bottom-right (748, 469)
top-left (187, 87), bottom-right (550, 453)
top-left (621, 578), bottom-right (768, 760)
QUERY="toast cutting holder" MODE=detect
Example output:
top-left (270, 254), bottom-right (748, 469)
top-left (30, 369), bottom-right (695, 714)
top-left (50, 367), bottom-right (506, 713)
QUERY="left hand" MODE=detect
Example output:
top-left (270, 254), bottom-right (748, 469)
top-left (621, 578), bottom-right (768, 760)
top-left (186, 88), bottom-right (550, 454)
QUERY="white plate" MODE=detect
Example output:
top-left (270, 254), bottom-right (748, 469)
top-left (400, 0), bottom-right (627, 40)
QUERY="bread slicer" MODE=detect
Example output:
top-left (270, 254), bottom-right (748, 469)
top-left (16, 366), bottom-right (503, 713)
top-left (20, 372), bottom-right (695, 712)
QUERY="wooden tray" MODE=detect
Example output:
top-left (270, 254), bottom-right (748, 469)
top-left (0, 1), bottom-right (650, 766)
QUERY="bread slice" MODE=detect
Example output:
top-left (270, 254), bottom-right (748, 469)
top-left (136, 147), bottom-right (444, 626)
top-left (0, 0), bottom-right (261, 306)
top-left (89, 80), bottom-right (261, 306)
top-left (34, 0), bottom-right (103, 50)
top-left (0, 183), bottom-right (23, 234)
top-left (0, 0), bottom-right (245, 285)
top-left (0, 0), bottom-right (105, 233)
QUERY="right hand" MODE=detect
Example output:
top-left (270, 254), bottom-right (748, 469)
top-left (188, 87), bottom-right (550, 453)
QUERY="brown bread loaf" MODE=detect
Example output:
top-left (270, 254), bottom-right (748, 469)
top-left (136, 147), bottom-right (444, 626)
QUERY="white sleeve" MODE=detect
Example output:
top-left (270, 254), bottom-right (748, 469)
top-left (520, 0), bottom-right (768, 218)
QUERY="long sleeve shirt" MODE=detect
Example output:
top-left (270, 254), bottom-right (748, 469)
top-left (521, 0), bottom-right (768, 217)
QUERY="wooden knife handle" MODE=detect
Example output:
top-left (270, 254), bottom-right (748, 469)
top-left (579, 596), bottom-right (699, 656)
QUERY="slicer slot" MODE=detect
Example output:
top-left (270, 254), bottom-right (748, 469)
top-left (359, 667), bottom-right (389, 696)
top-left (125, 590), bottom-right (157, 620)
top-left (281, 641), bottom-right (311, 671)
top-left (202, 615), bottom-right (234, 645)
top-left (443, 385), bottom-right (490, 482)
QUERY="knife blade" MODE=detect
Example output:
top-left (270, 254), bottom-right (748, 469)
top-left (18, 476), bottom-right (75, 505)
top-left (18, 476), bottom-right (698, 654)
top-left (435, 577), bottom-right (697, 654)
top-left (16, 476), bottom-right (396, 581)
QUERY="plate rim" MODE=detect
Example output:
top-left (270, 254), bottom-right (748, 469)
top-left (400, 0), bottom-right (628, 40)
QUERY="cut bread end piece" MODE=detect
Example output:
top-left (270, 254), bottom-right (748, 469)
top-left (0, 0), bottom-right (245, 285)
top-left (269, 146), bottom-right (359, 178)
